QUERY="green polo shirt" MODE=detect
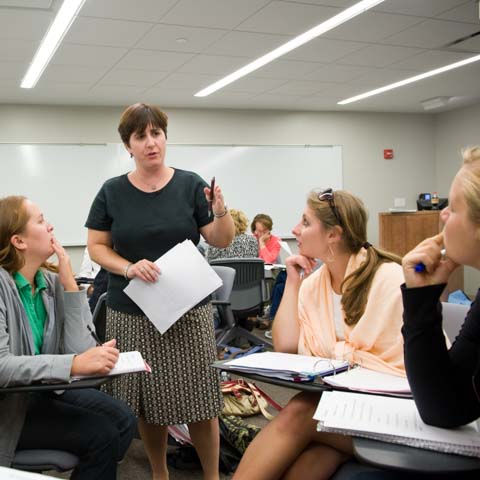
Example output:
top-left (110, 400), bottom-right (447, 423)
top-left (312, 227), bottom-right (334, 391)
top-left (13, 270), bottom-right (47, 355)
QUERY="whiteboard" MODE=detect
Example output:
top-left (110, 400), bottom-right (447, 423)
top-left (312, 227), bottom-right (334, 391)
top-left (0, 143), bottom-right (342, 245)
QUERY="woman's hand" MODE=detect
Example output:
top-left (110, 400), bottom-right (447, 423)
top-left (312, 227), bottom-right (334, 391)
top-left (204, 184), bottom-right (227, 216)
top-left (285, 254), bottom-right (317, 282)
top-left (402, 233), bottom-right (459, 288)
top-left (258, 231), bottom-right (271, 249)
top-left (70, 339), bottom-right (119, 376)
top-left (126, 259), bottom-right (160, 282)
top-left (51, 237), bottom-right (78, 292)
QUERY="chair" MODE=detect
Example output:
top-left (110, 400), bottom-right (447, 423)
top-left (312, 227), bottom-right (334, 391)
top-left (12, 449), bottom-right (78, 473)
top-left (211, 265), bottom-right (236, 343)
top-left (92, 292), bottom-right (107, 343)
top-left (441, 301), bottom-right (470, 343)
top-left (210, 258), bottom-right (271, 347)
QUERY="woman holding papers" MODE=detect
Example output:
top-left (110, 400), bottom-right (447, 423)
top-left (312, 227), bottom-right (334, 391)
top-left (0, 196), bottom-right (136, 479)
top-left (86, 103), bottom-right (234, 480)
top-left (402, 146), bottom-right (480, 428)
top-left (234, 189), bottom-right (405, 480)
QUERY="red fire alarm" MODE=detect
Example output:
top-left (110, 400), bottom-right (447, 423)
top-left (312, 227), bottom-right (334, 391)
top-left (384, 149), bottom-right (394, 159)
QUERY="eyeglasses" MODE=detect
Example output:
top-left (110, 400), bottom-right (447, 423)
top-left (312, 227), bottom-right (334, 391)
top-left (318, 188), bottom-right (342, 226)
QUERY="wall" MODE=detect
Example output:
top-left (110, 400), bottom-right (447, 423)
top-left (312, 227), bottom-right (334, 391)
top-left (0, 104), bottom-right (436, 272)
top-left (435, 102), bottom-right (480, 296)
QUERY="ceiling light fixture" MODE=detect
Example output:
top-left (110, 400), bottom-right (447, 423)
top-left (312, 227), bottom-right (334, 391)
top-left (20, 0), bottom-right (86, 89)
top-left (194, 0), bottom-right (385, 97)
top-left (420, 96), bottom-right (451, 110)
top-left (338, 54), bottom-right (480, 105)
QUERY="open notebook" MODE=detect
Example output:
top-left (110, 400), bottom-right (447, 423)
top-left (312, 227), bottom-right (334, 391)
top-left (71, 351), bottom-right (151, 381)
top-left (314, 391), bottom-right (480, 458)
top-left (218, 351), bottom-right (349, 382)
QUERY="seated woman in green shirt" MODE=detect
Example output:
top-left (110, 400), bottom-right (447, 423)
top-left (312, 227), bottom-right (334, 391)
top-left (0, 195), bottom-right (136, 480)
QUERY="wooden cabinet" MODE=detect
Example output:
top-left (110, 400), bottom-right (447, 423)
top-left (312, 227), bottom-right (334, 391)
top-left (379, 211), bottom-right (464, 298)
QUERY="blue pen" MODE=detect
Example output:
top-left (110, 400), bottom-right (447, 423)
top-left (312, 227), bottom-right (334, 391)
top-left (415, 248), bottom-right (446, 273)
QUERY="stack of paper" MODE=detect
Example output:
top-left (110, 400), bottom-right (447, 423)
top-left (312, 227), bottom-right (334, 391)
top-left (322, 367), bottom-right (411, 397)
top-left (315, 391), bottom-right (480, 457)
top-left (218, 352), bottom-right (349, 382)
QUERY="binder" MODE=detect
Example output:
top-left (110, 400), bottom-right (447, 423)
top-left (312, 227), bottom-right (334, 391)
top-left (314, 391), bottom-right (480, 458)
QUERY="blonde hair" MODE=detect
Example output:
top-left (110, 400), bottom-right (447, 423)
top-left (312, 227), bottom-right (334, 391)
top-left (230, 209), bottom-right (249, 235)
top-left (307, 190), bottom-right (401, 326)
top-left (459, 146), bottom-right (480, 224)
top-left (0, 196), bottom-right (58, 274)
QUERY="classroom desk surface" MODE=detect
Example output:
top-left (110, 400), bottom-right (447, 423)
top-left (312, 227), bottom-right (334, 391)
top-left (0, 376), bottom-right (110, 394)
top-left (353, 438), bottom-right (480, 473)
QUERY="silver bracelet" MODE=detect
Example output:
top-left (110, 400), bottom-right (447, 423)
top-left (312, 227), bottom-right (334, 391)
top-left (124, 262), bottom-right (133, 280)
top-left (213, 205), bottom-right (228, 218)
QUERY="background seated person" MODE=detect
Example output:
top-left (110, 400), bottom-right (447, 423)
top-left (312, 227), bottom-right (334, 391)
top-left (206, 209), bottom-right (258, 261)
top-left (0, 195), bottom-right (136, 480)
top-left (251, 213), bottom-right (281, 264)
top-left (402, 146), bottom-right (480, 429)
top-left (233, 189), bottom-right (406, 480)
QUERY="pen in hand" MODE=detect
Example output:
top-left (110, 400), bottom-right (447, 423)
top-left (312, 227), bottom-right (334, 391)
top-left (87, 324), bottom-right (103, 346)
top-left (208, 176), bottom-right (215, 217)
top-left (415, 248), bottom-right (447, 273)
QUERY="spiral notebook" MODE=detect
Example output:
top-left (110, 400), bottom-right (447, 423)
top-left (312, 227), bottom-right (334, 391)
top-left (314, 391), bottom-right (480, 458)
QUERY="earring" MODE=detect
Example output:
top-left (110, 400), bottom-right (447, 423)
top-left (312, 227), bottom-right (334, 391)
top-left (327, 245), bottom-right (335, 262)
top-left (130, 153), bottom-right (133, 158)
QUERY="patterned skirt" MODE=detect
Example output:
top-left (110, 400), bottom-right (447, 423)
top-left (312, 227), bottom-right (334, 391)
top-left (103, 303), bottom-right (223, 425)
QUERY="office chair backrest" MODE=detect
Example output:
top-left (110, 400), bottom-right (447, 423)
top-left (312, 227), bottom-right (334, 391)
top-left (441, 302), bottom-right (470, 342)
top-left (210, 258), bottom-right (265, 316)
top-left (92, 292), bottom-right (107, 343)
top-left (278, 240), bottom-right (292, 264)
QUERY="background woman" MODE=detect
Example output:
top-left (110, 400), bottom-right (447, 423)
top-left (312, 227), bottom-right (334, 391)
top-left (251, 213), bottom-right (281, 264)
top-left (234, 189), bottom-right (405, 480)
top-left (0, 196), bottom-right (136, 479)
top-left (402, 146), bottom-right (480, 428)
top-left (206, 208), bottom-right (258, 261)
top-left (86, 103), bottom-right (234, 480)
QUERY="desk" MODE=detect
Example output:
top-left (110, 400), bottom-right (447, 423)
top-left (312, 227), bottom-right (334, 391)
top-left (0, 376), bottom-right (110, 394)
top-left (353, 438), bottom-right (480, 473)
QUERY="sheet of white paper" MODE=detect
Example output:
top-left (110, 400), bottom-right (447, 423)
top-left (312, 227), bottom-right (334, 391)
top-left (0, 467), bottom-right (59, 479)
top-left (322, 367), bottom-right (411, 394)
top-left (124, 240), bottom-right (222, 334)
top-left (225, 351), bottom-right (347, 375)
top-left (314, 391), bottom-right (480, 447)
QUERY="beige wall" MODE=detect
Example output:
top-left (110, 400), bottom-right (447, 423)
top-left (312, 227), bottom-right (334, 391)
top-left (0, 104), bottom-right (437, 273)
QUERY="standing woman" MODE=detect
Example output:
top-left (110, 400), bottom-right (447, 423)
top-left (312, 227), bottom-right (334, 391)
top-left (86, 103), bottom-right (234, 480)
top-left (402, 146), bottom-right (480, 427)
top-left (234, 189), bottom-right (405, 480)
top-left (0, 196), bottom-right (136, 479)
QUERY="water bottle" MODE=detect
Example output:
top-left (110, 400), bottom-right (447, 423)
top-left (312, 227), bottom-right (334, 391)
top-left (432, 191), bottom-right (439, 209)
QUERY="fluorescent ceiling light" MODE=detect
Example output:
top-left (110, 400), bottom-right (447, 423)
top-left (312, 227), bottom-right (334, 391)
top-left (20, 0), bottom-right (86, 89)
top-left (338, 54), bottom-right (480, 105)
top-left (194, 0), bottom-right (385, 97)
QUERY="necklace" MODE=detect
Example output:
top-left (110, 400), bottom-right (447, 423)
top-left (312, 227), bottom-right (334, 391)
top-left (133, 171), bottom-right (160, 191)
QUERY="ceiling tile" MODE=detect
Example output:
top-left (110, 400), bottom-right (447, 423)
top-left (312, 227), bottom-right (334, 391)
top-left (454, 35), bottom-right (480, 52)
top-left (204, 31), bottom-right (290, 57)
top-left (64, 17), bottom-right (152, 48)
top-left (391, 49), bottom-right (474, 70)
top-left (40, 65), bottom-right (109, 84)
top-left (268, 80), bottom-right (332, 96)
top-left (349, 67), bottom-right (421, 86)
top-left (153, 72), bottom-right (221, 90)
top-left (0, 7), bottom-right (53, 40)
top-left (237, 1), bottom-right (341, 35)
top-left (224, 76), bottom-right (289, 93)
top-left (52, 44), bottom-right (128, 68)
top-left (285, 38), bottom-right (365, 63)
top-left (97, 69), bottom-right (169, 88)
top-left (136, 24), bottom-right (228, 53)
top-left (304, 64), bottom-right (371, 82)
top-left (373, 0), bottom-right (470, 17)
top-left (0, 1), bottom-right (52, 7)
top-left (80, 0), bottom-right (177, 22)
top-left (115, 50), bottom-right (194, 71)
top-left (177, 54), bottom-right (251, 75)
top-left (437, 1), bottom-right (480, 23)
top-left (251, 59), bottom-right (320, 80)
top-left (0, 39), bottom-right (37, 62)
top-left (244, 93), bottom-right (304, 110)
top-left (0, 61), bottom-right (26, 80)
top-left (160, 0), bottom-right (271, 29)
top-left (383, 18), bottom-right (480, 49)
top-left (324, 11), bottom-right (422, 42)
top-left (337, 44), bottom-right (423, 67)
